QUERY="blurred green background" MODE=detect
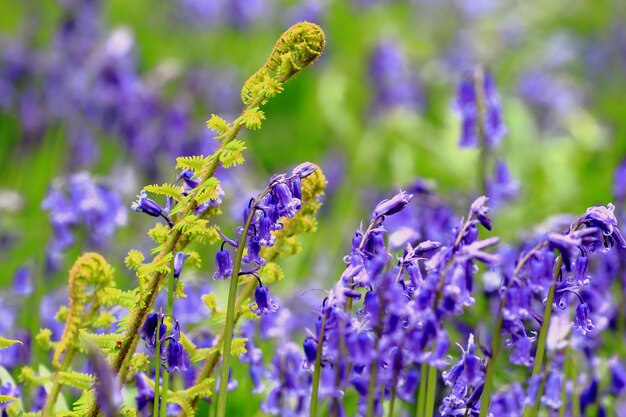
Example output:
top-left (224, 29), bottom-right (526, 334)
top-left (0, 0), bottom-right (625, 414)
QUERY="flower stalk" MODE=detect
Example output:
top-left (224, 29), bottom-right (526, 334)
top-left (309, 311), bottom-right (328, 417)
top-left (159, 273), bottom-right (176, 417)
top-left (522, 254), bottom-right (563, 417)
top-left (153, 321), bottom-right (162, 416)
top-left (216, 183), bottom-right (275, 417)
top-left (415, 362), bottom-right (428, 417)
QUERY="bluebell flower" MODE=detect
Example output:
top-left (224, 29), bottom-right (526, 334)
top-left (489, 383), bottom-right (525, 417)
top-left (454, 69), bottom-right (507, 148)
top-left (524, 374), bottom-right (542, 407)
top-left (258, 215), bottom-right (276, 246)
top-left (179, 169), bottom-right (200, 190)
top-left (488, 160), bottom-right (519, 206)
top-left (213, 249), bottom-right (233, 280)
top-left (289, 175), bottom-right (302, 200)
top-left (139, 312), bottom-right (165, 351)
top-left (442, 334), bottom-right (484, 387)
top-left (368, 39), bottom-right (423, 115)
top-left (292, 161), bottom-right (317, 178)
top-left (579, 378), bottom-right (598, 414)
top-left (541, 371), bottom-right (563, 410)
top-left (610, 359), bottom-right (626, 395)
top-left (504, 321), bottom-right (535, 367)
top-left (131, 190), bottom-right (164, 218)
top-left (303, 337), bottom-right (318, 365)
top-left (250, 285), bottom-right (279, 316)
top-left (502, 283), bottom-right (532, 321)
top-left (578, 204), bottom-right (626, 249)
top-left (165, 338), bottom-right (189, 373)
top-left (240, 322), bottom-right (266, 394)
top-left (272, 182), bottom-right (301, 218)
top-left (12, 265), bottom-right (32, 296)
top-left (261, 342), bottom-right (310, 416)
top-left (242, 235), bottom-right (266, 266)
top-left (372, 190), bottom-right (413, 219)
top-left (41, 173), bottom-right (126, 270)
top-left (173, 251), bottom-right (190, 279)
top-left (573, 302), bottom-right (594, 335)
top-left (460, 237), bottom-right (500, 265)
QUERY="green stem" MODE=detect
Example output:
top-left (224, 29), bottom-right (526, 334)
top-left (42, 349), bottom-right (77, 415)
top-left (616, 275), bottom-right (626, 357)
top-left (559, 348), bottom-right (572, 417)
top-left (160, 274), bottom-right (176, 417)
top-left (416, 362), bottom-right (428, 417)
top-left (87, 97), bottom-right (260, 417)
top-left (153, 321), bottom-right (162, 417)
top-left (43, 298), bottom-right (101, 415)
top-left (532, 256), bottom-right (562, 379)
top-left (388, 385), bottom-right (397, 417)
top-left (216, 193), bottom-right (260, 417)
top-left (523, 255), bottom-right (562, 417)
top-left (365, 361), bottom-right (379, 417)
top-left (478, 302), bottom-right (504, 417)
top-left (309, 312), bottom-right (327, 417)
top-left (473, 66), bottom-right (489, 196)
top-left (423, 364), bottom-right (438, 417)
top-left (570, 349), bottom-right (580, 417)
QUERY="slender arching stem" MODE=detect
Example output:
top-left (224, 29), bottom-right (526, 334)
top-left (216, 185), bottom-right (273, 417)
top-left (309, 311), bottom-right (328, 417)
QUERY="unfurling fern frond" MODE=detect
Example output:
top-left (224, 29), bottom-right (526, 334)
top-left (53, 253), bottom-right (115, 368)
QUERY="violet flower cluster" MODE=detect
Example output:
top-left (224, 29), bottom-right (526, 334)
top-left (41, 172), bottom-right (126, 271)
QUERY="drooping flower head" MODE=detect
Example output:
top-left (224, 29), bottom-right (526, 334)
top-left (372, 190), bottom-right (413, 219)
top-left (131, 190), bottom-right (163, 218)
top-left (139, 312), bottom-right (165, 352)
top-left (173, 251), bottom-right (190, 279)
top-left (250, 283), bottom-right (279, 317)
top-left (577, 203), bottom-right (626, 249)
top-left (213, 248), bottom-right (233, 280)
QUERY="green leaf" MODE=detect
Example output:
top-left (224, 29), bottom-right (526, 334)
top-left (124, 249), bottom-right (145, 271)
top-left (241, 107), bottom-right (265, 130)
top-left (144, 183), bottom-right (184, 202)
top-left (57, 371), bottom-right (95, 390)
top-left (206, 114), bottom-right (230, 136)
top-left (194, 177), bottom-right (221, 206)
top-left (175, 155), bottom-right (206, 172)
top-left (219, 140), bottom-right (247, 168)
top-left (72, 390), bottom-right (94, 412)
top-left (78, 330), bottom-right (122, 353)
top-left (0, 337), bottom-right (22, 349)
top-left (0, 395), bottom-right (17, 404)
